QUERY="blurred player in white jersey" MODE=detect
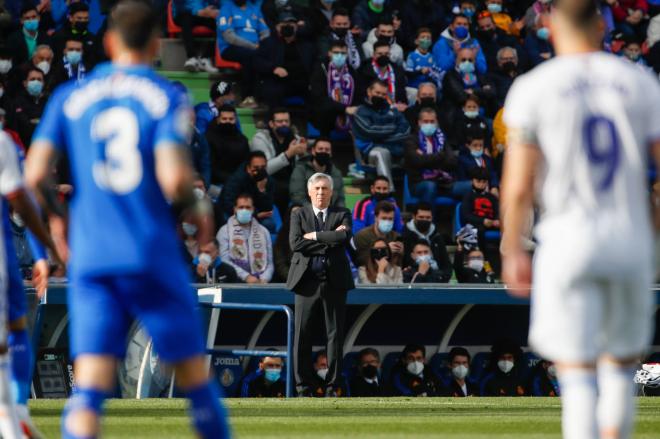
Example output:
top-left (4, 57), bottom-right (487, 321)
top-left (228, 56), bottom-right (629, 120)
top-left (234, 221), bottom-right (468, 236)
top-left (501, 1), bottom-right (660, 439)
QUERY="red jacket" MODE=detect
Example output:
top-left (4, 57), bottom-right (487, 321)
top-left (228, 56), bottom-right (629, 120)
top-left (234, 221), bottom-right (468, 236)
top-left (611, 0), bottom-right (648, 22)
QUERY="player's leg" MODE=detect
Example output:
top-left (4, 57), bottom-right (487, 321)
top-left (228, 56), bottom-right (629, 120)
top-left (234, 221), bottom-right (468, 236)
top-left (555, 363), bottom-right (598, 439)
top-left (596, 356), bottom-right (638, 439)
top-left (0, 281), bottom-right (23, 437)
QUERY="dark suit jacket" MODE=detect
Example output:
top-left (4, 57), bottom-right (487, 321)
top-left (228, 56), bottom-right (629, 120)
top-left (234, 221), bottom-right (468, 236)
top-left (286, 204), bottom-right (355, 294)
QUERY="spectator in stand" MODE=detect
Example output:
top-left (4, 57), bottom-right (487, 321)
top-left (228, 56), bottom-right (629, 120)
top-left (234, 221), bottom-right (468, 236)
top-left (218, 0), bottom-right (270, 109)
top-left (352, 0), bottom-right (391, 37)
top-left (8, 45), bottom-right (53, 99)
top-left (404, 82), bottom-right (444, 129)
top-left (461, 166), bottom-right (500, 235)
top-left (456, 128), bottom-right (499, 198)
top-left (217, 193), bottom-right (274, 283)
top-left (404, 28), bottom-right (445, 92)
top-left (261, 0), bottom-right (310, 33)
top-left (610, 0), bottom-right (649, 37)
top-left (351, 79), bottom-right (410, 189)
top-left (442, 347), bottom-right (479, 397)
top-left (401, 202), bottom-right (452, 280)
top-left (485, 0), bottom-right (524, 36)
top-left (528, 360), bottom-right (560, 397)
top-left (192, 239), bottom-right (238, 284)
top-left (307, 0), bottom-right (342, 33)
top-left (362, 16), bottom-right (404, 66)
top-left (441, 48), bottom-right (497, 121)
top-left (354, 201), bottom-right (404, 266)
top-left (250, 108), bottom-right (307, 213)
top-left (309, 350), bottom-right (330, 397)
top-left (358, 42), bottom-right (408, 108)
top-left (254, 11), bottom-right (316, 109)
top-left (240, 353), bottom-right (286, 398)
top-left (273, 203), bottom-right (302, 282)
top-left (487, 47), bottom-right (521, 107)
top-left (11, 67), bottom-right (48, 147)
top-left (317, 8), bottom-right (364, 70)
top-left (403, 240), bottom-right (449, 284)
top-left (621, 36), bottom-right (653, 70)
top-left (0, 48), bottom-right (13, 91)
top-left (220, 152), bottom-right (277, 233)
top-left (6, 5), bottom-right (51, 66)
top-left (475, 10), bottom-right (528, 74)
top-left (404, 107), bottom-right (457, 205)
top-left (207, 104), bottom-right (250, 186)
top-left (172, 0), bottom-right (218, 73)
top-left (49, 37), bottom-right (88, 88)
top-left (390, 344), bottom-right (441, 397)
top-left (290, 138), bottom-right (345, 208)
top-left (432, 14), bottom-right (487, 75)
top-left (309, 40), bottom-right (360, 137)
top-left (358, 238), bottom-right (403, 284)
top-left (449, 95), bottom-right (491, 152)
top-left (352, 175), bottom-right (403, 234)
top-left (51, 2), bottom-right (97, 67)
top-left (350, 347), bottom-right (384, 397)
top-left (523, 0), bottom-right (553, 31)
top-left (195, 80), bottom-right (239, 139)
top-left (524, 14), bottom-right (555, 67)
top-left (398, 0), bottom-right (447, 52)
top-left (480, 340), bottom-right (527, 397)
top-left (454, 246), bottom-right (495, 284)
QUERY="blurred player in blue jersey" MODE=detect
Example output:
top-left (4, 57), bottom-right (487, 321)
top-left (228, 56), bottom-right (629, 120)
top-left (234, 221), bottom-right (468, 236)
top-left (25, 1), bottom-right (230, 438)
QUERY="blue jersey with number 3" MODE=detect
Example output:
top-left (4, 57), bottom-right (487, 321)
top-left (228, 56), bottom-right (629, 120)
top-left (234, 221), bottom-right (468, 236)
top-left (33, 63), bottom-right (192, 277)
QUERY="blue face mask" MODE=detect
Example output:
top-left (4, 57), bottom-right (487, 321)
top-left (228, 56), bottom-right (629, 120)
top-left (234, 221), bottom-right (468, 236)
top-left (415, 254), bottom-right (432, 265)
top-left (26, 79), bottom-right (43, 97)
top-left (464, 110), bottom-right (479, 119)
top-left (264, 368), bottom-right (282, 382)
top-left (377, 219), bottom-right (394, 234)
top-left (537, 27), bottom-right (550, 41)
top-left (458, 60), bottom-right (475, 73)
top-left (487, 3), bottom-right (502, 13)
top-left (66, 50), bottom-right (82, 65)
top-left (420, 123), bottom-right (437, 137)
top-left (461, 9), bottom-right (475, 19)
top-left (331, 53), bottom-right (347, 68)
top-left (454, 25), bottom-right (469, 39)
top-left (470, 149), bottom-right (483, 158)
top-left (23, 19), bottom-right (39, 32)
top-left (236, 208), bottom-right (253, 224)
top-left (275, 126), bottom-right (291, 138)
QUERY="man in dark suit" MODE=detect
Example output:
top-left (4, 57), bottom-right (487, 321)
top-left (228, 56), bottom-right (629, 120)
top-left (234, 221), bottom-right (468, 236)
top-left (287, 172), bottom-right (354, 397)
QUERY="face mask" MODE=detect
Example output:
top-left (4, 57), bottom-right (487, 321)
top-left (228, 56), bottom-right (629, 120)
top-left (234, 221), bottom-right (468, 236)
top-left (280, 24), bottom-right (295, 38)
top-left (406, 360), bottom-right (424, 376)
top-left (377, 219), bottom-right (393, 234)
top-left (536, 27), bottom-right (550, 41)
top-left (36, 61), bottom-right (50, 75)
top-left (419, 97), bottom-right (435, 107)
top-left (454, 25), bottom-right (469, 39)
top-left (264, 368), bottom-right (282, 382)
top-left (193, 187), bottom-right (206, 200)
top-left (468, 258), bottom-right (484, 272)
top-left (420, 123), bottom-right (437, 137)
top-left (415, 254), bottom-right (432, 265)
top-left (452, 365), bottom-right (469, 380)
top-left (547, 365), bottom-right (557, 378)
top-left (0, 60), bottom-right (11, 74)
top-left (275, 126), bottom-right (291, 138)
top-left (317, 368), bottom-right (329, 381)
top-left (373, 192), bottom-right (390, 202)
top-left (477, 28), bottom-right (495, 40)
top-left (470, 149), bottom-right (483, 158)
top-left (376, 55), bottom-right (390, 67)
top-left (458, 60), bottom-right (475, 73)
top-left (498, 360), bottom-right (514, 374)
top-left (418, 38), bottom-right (432, 51)
top-left (370, 247), bottom-right (389, 260)
top-left (333, 27), bottom-right (348, 38)
top-left (370, 96), bottom-right (388, 110)
top-left (23, 19), bottom-right (39, 32)
top-left (362, 364), bottom-right (378, 379)
top-left (198, 252), bottom-right (213, 267)
top-left (66, 50), bottom-right (82, 65)
top-left (461, 9), bottom-right (475, 19)
top-left (182, 222), bottom-right (198, 236)
top-left (314, 152), bottom-right (331, 167)
top-left (251, 168), bottom-right (268, 181)
top-left (414, 219), bottom-right (431, 233)
top-left (217, 122), bottom-right (236, 135)
top-left (236, 208), bottom-right (253, 224)
top-left (626, 52), bottom-right (641, 62)
top-left (501, 61), bottom-right (516, 74)
top-left (73, 21), bottom-right (88, 33)
top-left (27, 79), bottom-right (43, 96)
top-left (464, 110), bottom-right (479, 119)
top-left (11, 212), bottom-right (25, 228)
top-left (331, 53), bottom-right (347, 68)
top-left (487, 3), bottom-right (503, 13)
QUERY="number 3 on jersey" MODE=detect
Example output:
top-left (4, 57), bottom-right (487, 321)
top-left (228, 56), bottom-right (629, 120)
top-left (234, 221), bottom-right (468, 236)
top-left (91, 107), bottom-right (143, 194)
top-left (583, 115), bottom-right (620, 192)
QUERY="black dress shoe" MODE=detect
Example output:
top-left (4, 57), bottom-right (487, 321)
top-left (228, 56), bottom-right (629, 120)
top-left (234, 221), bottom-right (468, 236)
top-left (296, 386), bottom-right (312, 397)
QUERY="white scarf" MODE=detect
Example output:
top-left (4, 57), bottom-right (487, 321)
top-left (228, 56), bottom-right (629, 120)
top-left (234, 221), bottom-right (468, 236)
top-left (227, 217), bottom-right (269, 278)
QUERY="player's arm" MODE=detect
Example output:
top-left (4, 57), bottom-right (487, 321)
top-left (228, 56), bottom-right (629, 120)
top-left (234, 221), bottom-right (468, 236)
top-left (500, 127), bottom-right (540, 298)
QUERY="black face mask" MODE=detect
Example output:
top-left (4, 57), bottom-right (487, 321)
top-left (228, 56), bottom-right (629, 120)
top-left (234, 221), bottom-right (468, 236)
top-left (362, 364), bottom-right (378, 379)
top-left (251, 168), bottom-right (268, 181)
top-left (73, 21), bottom-right (88, 33)
top-left (216, 122), bottom-right (236, 135)
top-left (477, 29), bottom-right (495, 40)
top-left (501, 61), bottom-right (517, 74)
top-left (373, 192), bottom-right (390, 202)
top-left (375, 55), bottom-right (390, 67)
top-left (280, 24), bottom-right (295, 38)
top-left (473, 184), bottom-right (487, 193)
top-left (370, 96), bottom-right (388, 110)
top-left (275, 126), bottom-right (292, 138)
top-left (419, 97), bottom-right (435, 108)
top-left (377, 35), bottom-right (394, 46)
top-left (370, 247), bottom-right (390, 261)
top-left (415, 220), bottom-right (432, 234)
top-left (314, 152), bottom-right (331, 167)
top-left (333, 27), bottom-right (348, 38)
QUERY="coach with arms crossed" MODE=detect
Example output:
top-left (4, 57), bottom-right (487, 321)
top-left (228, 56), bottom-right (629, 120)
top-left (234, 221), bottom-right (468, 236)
top-left (288, 173), bottom-right (354, 397)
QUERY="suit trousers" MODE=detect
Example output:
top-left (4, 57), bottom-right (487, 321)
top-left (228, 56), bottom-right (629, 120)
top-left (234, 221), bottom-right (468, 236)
top-left (293, 279), bottom-right (347, 392)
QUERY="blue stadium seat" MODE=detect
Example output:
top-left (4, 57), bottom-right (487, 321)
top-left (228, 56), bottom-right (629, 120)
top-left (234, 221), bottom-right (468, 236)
top-left (521, 351), bottom-right (541, 380)
top-left (283, 96), bottom-right (305, 107)
top-left (305, 122), bottom-right (350, 142)
top-left (454, 202), bottom-right (501, 242)
top-left (469, 352), bottom-right (490, 381)
top-left (211, 353), bottom-right (244, 397)
top-left (380, 352), bottom-right (401, 383)
top-left (403, 175), bottom-right (456, 210)
top-left (429, 352), bottom-right (451, 385)
top-left (342, 352), bottom-right (359, 378)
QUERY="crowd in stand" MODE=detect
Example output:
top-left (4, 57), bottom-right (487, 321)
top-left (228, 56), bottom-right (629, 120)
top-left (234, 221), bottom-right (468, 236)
top-left (2, 0), bottom-right (659, 284)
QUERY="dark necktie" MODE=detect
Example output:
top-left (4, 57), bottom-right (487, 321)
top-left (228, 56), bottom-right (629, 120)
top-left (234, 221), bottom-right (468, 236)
top-left (311, 210), bottom-right (327, 278)
top-left (316, 211), bottom-right (325, 231)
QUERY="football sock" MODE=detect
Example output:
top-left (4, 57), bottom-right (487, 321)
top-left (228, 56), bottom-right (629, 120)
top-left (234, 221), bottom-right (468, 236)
top-left (61, 387), bottom-right (108, 439)
top-left (558, 368), bottom-right (598, 439)
top-left (0, 354), bottom-right (23, 439)
top-left (8, 329), bottom-right (32, 405)
top-left (185, 380), bottom-right (230, 439)
top-left (597, 362), bottom-right (637, 439)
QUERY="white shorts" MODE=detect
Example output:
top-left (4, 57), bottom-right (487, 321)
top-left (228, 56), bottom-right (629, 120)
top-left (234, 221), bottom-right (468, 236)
top-left (529, 246), bottom-right (655, 364)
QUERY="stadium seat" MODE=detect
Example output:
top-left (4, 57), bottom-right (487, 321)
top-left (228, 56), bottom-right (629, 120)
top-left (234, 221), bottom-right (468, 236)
top-left (305, 121), bottom-right (350, 142)
top-left (283, 96), bottom-right (306, 106)
top-left (454, 202), bottom-right (501, 242)
top-left (469, 352), bottom-right (490, 381)
top-left (521, 351), bottom-right (540, 380)
top-left (429, 352), bottom-right (451, 385)
top-left (166, 0), bottom-right (215, 38)
top-left (214, 45), bottom-right (242, 70)
top-left (210, 353), bottom-right (244, 397)
top-left (380, 352), bottom-right (402, 383)
top-left (403, 175), bottom-right (456, 210)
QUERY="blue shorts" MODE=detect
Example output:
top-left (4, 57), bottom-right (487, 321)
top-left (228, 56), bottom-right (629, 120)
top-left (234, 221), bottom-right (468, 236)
top-left (69, 267), bottom-right (205, 362)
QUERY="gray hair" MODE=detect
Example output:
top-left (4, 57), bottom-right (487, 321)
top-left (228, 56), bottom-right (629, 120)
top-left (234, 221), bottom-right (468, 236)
top-left (497, 46), bottom-right (518, 62)
top-left (418, 82), bottom-right (437, 94)
top-left (34, 44), bottom-right (53, 57)
top-left (307, 173), bottom-right (333, 191)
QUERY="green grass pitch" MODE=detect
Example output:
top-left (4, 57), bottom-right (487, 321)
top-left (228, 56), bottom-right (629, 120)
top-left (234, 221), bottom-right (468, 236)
top-left (30, 397), bottom-right (660, 438)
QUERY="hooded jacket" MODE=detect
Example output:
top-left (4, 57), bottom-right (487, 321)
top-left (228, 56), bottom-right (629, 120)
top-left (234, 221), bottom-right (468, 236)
top-left (432, 26), bottom-right (487, 74)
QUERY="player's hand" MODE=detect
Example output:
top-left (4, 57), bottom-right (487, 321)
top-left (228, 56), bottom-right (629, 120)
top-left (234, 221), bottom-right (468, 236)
top-left (502, 250), bottom-right (532, 298)
top-left (49, 215), bottom-right (69, 265)
top-left (32, 259), bottom-right (50, 298)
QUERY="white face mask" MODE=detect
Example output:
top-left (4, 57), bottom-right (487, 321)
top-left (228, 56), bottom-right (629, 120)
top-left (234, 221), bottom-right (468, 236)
top-left (498, 360), bottom-right (514, 374)
top-left (468, 259), bottom-right (484, 272)
top-left (316, 368), bottom-right (329, 381)
top-left (193, 187), bottom-right (205, 200)
top-left (198, 252), bottom-right (213, 267)
top-left (182, 222), bottom-right (197, 236)
top-left (452, 365), bottom-right (469, 380)
top-left (0, 60), bottom-right (11, 74)
top-left (36, 60), bottom-right (50, 75)
top-left (406, 360), bottom-right (424, 376)
top-left (547, 365), bottom-right (557, 378)
top-left (11, 212), bottom-right (24, 228)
